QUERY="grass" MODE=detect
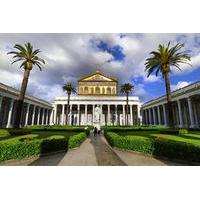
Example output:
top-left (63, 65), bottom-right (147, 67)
top-left (117, 131), bottom-right (200, 146)
top-left (0, 126), bottom-right (84, 144)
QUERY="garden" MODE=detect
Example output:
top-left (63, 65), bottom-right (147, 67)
top-left (0, 125), bottom-right (90, 162)
top-left (103, 126), bottom-right (200, 163)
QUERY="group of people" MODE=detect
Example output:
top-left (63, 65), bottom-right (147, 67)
top-left (93, 127), bottom-right (102, 137)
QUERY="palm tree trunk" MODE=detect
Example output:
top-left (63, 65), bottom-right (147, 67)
top-left (14, 69), bottom-right (31, 128)
top-left (164, 72), bottom-right (174, 128)
top-left (66, 93), bottom-right (70, 125)
top-left (126, 93), bottom-right (129, 126)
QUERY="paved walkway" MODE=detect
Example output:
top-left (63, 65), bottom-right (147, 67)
top-left (1, 136), bottom-right (186, 166)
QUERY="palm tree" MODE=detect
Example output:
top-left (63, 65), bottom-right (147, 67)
top-left (62, 83), bottom-right (76, 125)
top-left (145, 42), bottom-right (191, 128)
top-left (120, 83), bottom-right (134, 126)
top-left (8, 42), bottom-right (45, 128)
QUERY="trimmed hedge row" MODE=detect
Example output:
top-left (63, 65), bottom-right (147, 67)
top-left (104, 132), bottom-right (200, 163)
top-left (0, 132), bottom-right (87, 162)
top-left (102, 127), bottom-right (163, 133)
top-left (68, 132), bottom-right (87, 149)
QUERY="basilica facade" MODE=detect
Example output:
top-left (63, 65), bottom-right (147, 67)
top-left (52, 70), bottom-right (141, 126)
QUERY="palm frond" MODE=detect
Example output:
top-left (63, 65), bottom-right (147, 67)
top-left (8, 42), bottom-right (45, 71)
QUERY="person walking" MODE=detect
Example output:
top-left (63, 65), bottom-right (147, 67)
top-left (94, 127), bottom-right (98, 137)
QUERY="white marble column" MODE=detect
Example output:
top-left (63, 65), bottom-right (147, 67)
top-left (77, 104), bottom-right (80, 126)
top-left (50, 109), bottom-right (54, 125)
top-left (152, 107), bottom-right (156, 125)
top-left (115, 105), bottom-right (118, 125)
top-left (130, 104), bottom-right (133, 125)
top-left (46, 109), bottom-right (49, 125)
top-left (193, 102), bottom-right (198, 127)
top-left (157, 106), bottom-right (161, 125)
top-left (122, 104), bottom-right (125, 125)
top-left (162, 104), bottom-right (167, 126)
top-left (69, 105), bottom-right (72, 126)
top-left (92, 104), bottom-right (95, 124)
top-left (6, 98), bottom-right (14, 128)
top-left (100, 104), bottom-right (103, 124)
top-left (41, 108), bottom-right (45, 125)
top-left (25, 103), bottom-right (30, 126)
top-left (37, 107), bottom-right (41, 125)
top-left (108, 104), bottom-right (111, 125)
top-left (142, 110), bottom-right (145, 124)
top-left (188, 97), bottom-right (195, 128)
top-left (148, 109), bottom-right (152, 125)
top-left (53, 104), bottom-right (57, 124)
top-left (177, 100), bottom-right (183, 128)
top-left (62, 104), bottom-right (65, 125)
top-left (137, 105), bottom-right (141, 125)
top-left (32, 105), bottom-right (36, 125)
top-left (85, 104), bottom-right (88, 125)
top-left (0, 95), bottom-right (3, 114)
top-left (145, 110), bottom-right (148, 125)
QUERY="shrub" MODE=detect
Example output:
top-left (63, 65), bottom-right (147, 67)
top-left (104, 131), bottom-right (200, 163)
top-left (8, 128), bottom-right (32, 136)
top-left (68, 132), bottom-right (87, 149)
top-left (103, 126), bottom-right (162, 134)
top-left (179, 129), bottom-right (188, 135)
top-left (159, 129), bottom-right (179, 135)
top-left (0, 132), bottom-right (87, 162)
top-left (105, 132), bottom-right (155, 154)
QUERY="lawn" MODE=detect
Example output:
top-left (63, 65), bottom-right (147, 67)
top-left (118, 131), bottom-right (200, 146)
top-left (0, 129), bottom-right (78, 143)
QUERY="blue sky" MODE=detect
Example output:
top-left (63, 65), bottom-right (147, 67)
top-left (0, 33), bottom-right (200, 102)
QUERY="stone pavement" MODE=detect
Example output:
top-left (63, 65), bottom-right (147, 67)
top-left (0, 135), bottom-right (186, 166)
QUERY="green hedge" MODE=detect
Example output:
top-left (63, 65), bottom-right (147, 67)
top-left (8, 128), bottom-right (32, 136)
top-left (103, 127), bottom-right (162, 133)
top-left (0, 132), bottom-right (87, 162)
top-left (105, 132), bottom-right (200, 163)
top-left (68, 132), bottom-right (87, 149)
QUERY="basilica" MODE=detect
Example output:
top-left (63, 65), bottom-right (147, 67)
top-left (0, 69), bottom-right (200, 128)
top-left (52, 70), bottom-right (141, 126)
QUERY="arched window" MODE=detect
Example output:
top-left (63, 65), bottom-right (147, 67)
top-left (91, 87), bottom-right (94, 94)
top-left (96, 87), bottom-right (100, 94)
top-left (112, 87), bottom-right (115, 94)
top-left (84, 87), bottom-right (89, 94)
top-left (102, 87), bottom-right (105, 94)
top-left (107, 87), bottom-right (111, 95)
top-left (79, 87), bottom-right (83, 94)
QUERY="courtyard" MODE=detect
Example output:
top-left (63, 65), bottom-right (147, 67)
top-left (0, 125), bottom-right (200, 166)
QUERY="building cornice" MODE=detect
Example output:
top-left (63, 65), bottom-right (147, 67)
top-left (0, 82), bottom-right (52, 108)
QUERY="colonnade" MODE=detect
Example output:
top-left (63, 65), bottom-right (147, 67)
top-left (0, 94), bottom-right (52, 128)
top-left (142, 95), bottom-right (200, 128)
top-left (53, 103), bottom-right (141, 126)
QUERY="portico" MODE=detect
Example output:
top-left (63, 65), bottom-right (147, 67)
top-left (53, 96), bottom-right (141, 126)
top-left (0, 82), bottom-right (52, 128)
top-left (141, 81), bottom-right (200, 128)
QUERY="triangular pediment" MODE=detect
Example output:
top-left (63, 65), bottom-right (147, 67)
top-left (83, 74), bottom-right (113, 81)
top-left (79, 71), bottom-right (117, 82)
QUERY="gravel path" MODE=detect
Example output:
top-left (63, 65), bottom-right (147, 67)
top-left (0, 135), bottom-right (186, 166)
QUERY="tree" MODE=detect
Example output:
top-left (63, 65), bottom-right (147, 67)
top-left (8, 42), bottom-right (45, 128)
top-left (62, 83), bottom-right (76, 125)
top-left (145, 42), bottom-right (191, 128)
top-left (120, 83), bottom-right (134, 126)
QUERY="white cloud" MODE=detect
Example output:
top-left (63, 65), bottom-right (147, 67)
top-left (143, 74), bottom-right (161, 83)
top-left (0, 33), bottom-right (199, 102)
top-left (173, 53), bottom-right (200, 75)
top-left (171, 81), bottom-right (191, 91)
